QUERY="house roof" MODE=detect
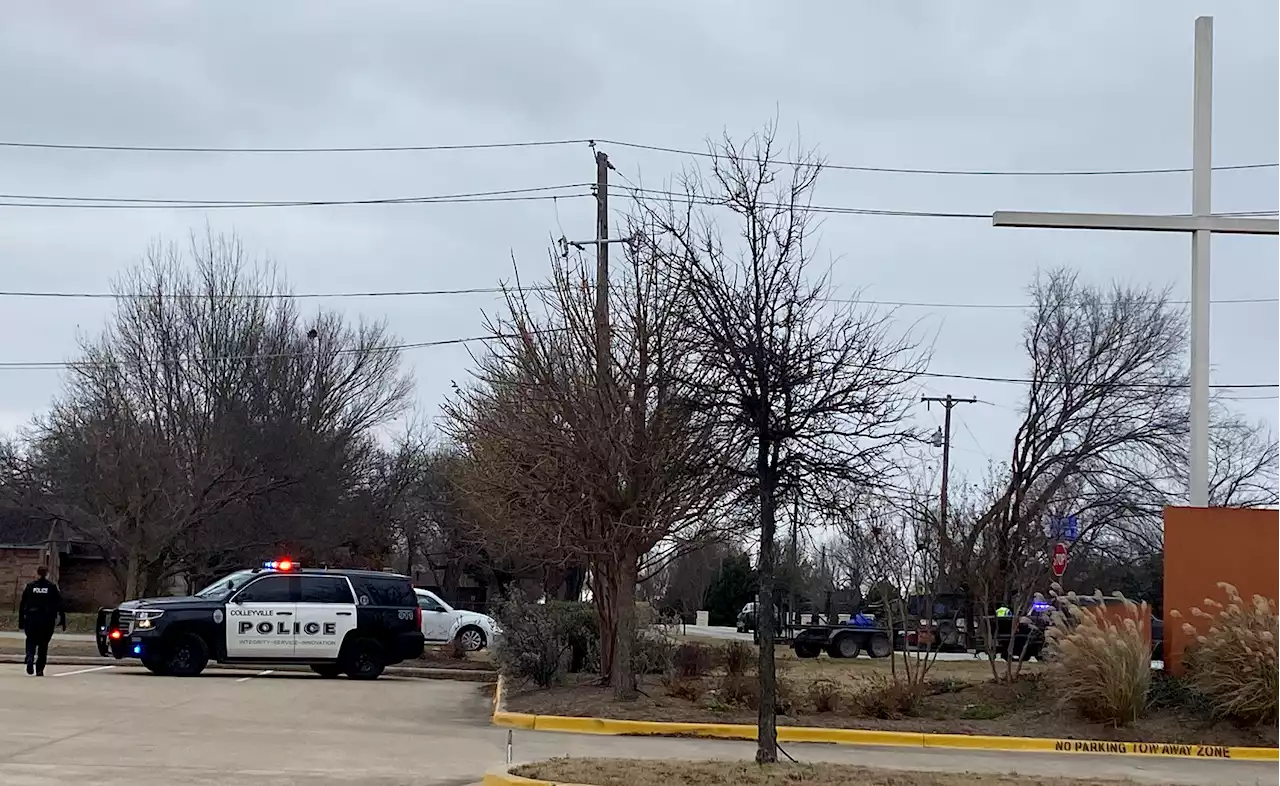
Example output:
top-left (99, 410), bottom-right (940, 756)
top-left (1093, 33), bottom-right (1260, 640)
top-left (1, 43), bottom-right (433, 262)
top-left (0, 508), bottom-right (84, 548)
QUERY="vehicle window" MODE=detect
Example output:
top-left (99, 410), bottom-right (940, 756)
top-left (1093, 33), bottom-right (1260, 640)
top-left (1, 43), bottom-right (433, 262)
top-left (234, 575), bottom-right (296, 604)
top-left (418, 593), bottom-right (445, 613)
top-left (299, 575), bottom-right (354, 605)
top-left (195, 569), bottom-right (255, 599)
top-left (354, 576), bottom-right (416, 607)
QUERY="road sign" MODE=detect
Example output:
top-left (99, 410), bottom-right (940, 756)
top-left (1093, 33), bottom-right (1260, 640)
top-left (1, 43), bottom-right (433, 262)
top-left (1051, 542), bottom-right (1069, 578)
top-left (1049, 514), bottom-right (1078, 541)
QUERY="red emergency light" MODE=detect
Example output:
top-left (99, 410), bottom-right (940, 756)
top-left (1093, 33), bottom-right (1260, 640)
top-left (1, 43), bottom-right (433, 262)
top-left (108, 629), bottom-right (123, 640)
top-left (263, 559), bottom-right (298, 571)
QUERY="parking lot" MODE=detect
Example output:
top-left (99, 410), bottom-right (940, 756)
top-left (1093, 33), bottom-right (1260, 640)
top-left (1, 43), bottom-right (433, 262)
top-left (0, 663), bottom-right (501, 785)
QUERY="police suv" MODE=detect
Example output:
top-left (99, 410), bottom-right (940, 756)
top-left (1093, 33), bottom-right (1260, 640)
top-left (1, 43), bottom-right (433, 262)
top-left (96, 561), bottom-right (424, 679)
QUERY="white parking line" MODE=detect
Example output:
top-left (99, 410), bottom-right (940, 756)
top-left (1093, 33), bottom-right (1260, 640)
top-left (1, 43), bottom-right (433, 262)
top-left (236, 669), bottom-right (273, 683)
top-left (52, 665), bottom-right (116, 677)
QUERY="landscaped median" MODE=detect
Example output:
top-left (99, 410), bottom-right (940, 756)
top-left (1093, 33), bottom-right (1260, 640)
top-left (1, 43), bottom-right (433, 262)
top-left (491, 678), bottom-right (1278, 762)
top-left (479, 758), bottom-right (1242, 786)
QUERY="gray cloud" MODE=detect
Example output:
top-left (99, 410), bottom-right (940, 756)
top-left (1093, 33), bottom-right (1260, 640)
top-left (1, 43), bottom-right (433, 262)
top-left (0, 0), bottom-right (1274, 484)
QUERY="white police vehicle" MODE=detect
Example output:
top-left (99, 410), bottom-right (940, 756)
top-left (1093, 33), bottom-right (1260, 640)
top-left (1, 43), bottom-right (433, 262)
top-left (96, 560), bottom-right (424, 679)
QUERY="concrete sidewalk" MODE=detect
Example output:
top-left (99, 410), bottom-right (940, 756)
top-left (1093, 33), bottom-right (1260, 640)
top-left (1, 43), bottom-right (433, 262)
top-left (504, 730), bottom-right (1276, 786)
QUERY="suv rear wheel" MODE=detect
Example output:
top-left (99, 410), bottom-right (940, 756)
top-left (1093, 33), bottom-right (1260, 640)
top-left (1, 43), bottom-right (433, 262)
top-left (341, 638), bottom-right (386, 680)
top-left (165, 633), bottom-right (209, 677)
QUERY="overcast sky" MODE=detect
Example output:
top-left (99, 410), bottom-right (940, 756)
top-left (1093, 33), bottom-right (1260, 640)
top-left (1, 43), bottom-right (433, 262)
top-left (0, 1), bottom-right (1275, 489)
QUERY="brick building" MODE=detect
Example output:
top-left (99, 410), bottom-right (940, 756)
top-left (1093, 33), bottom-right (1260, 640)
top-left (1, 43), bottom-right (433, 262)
top-left (0, 508), bottom-right (119, 613)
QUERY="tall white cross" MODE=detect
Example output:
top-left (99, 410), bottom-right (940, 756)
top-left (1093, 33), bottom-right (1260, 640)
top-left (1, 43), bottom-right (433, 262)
top-left (991, 16), bottom-right (1279, 508)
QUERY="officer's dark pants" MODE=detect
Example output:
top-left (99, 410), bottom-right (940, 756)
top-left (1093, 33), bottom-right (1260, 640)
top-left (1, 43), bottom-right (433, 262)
top-left (24, 623), bottom-right (54, 674)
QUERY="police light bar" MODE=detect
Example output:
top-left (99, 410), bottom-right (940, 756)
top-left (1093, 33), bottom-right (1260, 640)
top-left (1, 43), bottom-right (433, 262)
top-left (263, 559), bottom-right (297, 571)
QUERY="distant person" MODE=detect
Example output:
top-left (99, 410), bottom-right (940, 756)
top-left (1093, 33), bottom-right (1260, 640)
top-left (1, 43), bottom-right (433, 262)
top-left (18, 565), bottom-right (66, 676)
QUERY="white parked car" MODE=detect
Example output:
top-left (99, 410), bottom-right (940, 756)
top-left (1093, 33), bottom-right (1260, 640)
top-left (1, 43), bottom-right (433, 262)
top-left (414, 588), bottom-right (501, 652)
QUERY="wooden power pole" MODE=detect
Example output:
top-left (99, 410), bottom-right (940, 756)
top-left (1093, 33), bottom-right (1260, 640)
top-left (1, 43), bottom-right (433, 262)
top-left (922, 395), bottom-right (977, 528)
top-left (594, 151), bottom-right (612, 390)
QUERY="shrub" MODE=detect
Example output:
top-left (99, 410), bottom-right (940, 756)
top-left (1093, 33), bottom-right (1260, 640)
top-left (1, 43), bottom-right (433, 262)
top-left (661, 675), bottom-right (708, 702)
top-left (712, 673), bottom-right (797, 715)
top-left (491, 593), bottom-right (569, 687)
top-left (1045, 590), bottom-right (1151, 726)
top-left (671, 641), bottom-right (715, 678)
top-left (807, 678), bottom-right (843, 713)
top-left (440, 638), bottom-right (467, 661)
top-left (1176, 583), bottom-right (1278, 726)
top-left (632, 630), bottom-right (677, 676)
top-left (720, 640), bottom-right (753, 676)
top-left (850, 675), bottom-right (920, 719)
top-left (714, 672), bottom-right (757, 708)
top-left (926, 677), bottom-right (969, 695)
top-left (546, 601), bottom-right (600, 674)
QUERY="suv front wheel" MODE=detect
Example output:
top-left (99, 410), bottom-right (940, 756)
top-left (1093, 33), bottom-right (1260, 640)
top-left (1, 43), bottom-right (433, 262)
top-left (164, 633), bottom-right (209, 677)
top-left (341, 638), bottom-right (386, 680)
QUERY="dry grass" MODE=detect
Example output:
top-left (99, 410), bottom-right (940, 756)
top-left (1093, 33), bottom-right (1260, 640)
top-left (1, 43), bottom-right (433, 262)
top-left (1046, 591), bottom-right (1151, 726)
top-left (514, 758), bottom-right (1139, 786)
top-left (1176, 583), bottom-right (1278, 725)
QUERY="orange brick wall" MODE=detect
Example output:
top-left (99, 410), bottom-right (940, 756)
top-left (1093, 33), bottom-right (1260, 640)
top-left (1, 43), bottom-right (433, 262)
top-left (1163, 506), bottom-right (1279, 675)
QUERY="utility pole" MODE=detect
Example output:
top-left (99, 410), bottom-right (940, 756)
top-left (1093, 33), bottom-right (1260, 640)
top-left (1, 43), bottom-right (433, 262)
top-left (922, 395), bottom-right (977, 529)
top-left (561, 151), bottom-right (626, 394)
top-left (594, 150), bottom-right (611, 391)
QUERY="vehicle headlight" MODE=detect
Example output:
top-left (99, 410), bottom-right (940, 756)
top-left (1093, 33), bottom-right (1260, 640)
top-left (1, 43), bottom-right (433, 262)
top-left (134, 609), bottom-right (165, 629)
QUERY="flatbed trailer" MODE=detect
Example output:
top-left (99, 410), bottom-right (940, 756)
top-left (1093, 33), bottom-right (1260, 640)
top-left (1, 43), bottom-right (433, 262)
top-left (789, 623), bottom-right (893, 659)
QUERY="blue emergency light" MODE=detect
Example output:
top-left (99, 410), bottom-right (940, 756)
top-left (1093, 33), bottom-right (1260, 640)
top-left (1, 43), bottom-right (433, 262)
top-left (263, 559), bottom-right (298, 571)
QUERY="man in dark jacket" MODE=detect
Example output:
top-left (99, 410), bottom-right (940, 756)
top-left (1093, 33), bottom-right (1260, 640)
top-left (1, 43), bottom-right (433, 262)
top-left (18, 565), bottom-right (66, 676)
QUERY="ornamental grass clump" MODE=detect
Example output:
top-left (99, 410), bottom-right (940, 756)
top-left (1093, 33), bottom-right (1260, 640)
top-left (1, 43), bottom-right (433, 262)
top-left (1045, 588), bottom-right (1151, 726)
top-left (1173, 583), bottom-right (1278, 726)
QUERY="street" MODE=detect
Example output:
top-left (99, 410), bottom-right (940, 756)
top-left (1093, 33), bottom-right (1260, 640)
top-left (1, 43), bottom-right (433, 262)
top-left (1, 662), bottom-right (1270, 786)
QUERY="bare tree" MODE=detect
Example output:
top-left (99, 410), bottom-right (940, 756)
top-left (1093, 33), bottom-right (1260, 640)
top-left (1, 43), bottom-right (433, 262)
top-left (444, 233), bottom-right (735, 698)
top-left (11, 232), bottom-right (412, 596)
top-left (639, 125), bottom-right (926, 763)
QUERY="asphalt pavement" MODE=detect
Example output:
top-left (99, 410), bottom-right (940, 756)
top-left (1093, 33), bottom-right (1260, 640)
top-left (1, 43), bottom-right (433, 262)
top-left (1, 663), bottom-right (1269, 785)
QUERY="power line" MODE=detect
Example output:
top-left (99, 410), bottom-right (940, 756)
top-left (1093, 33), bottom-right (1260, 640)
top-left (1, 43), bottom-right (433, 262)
top-left (0, 138), bottom-right (593, 154)
top-left (0, 330), bottom-right (547, 371)
top-left (0, 184), bottom-right (592, 210)
top-left (900, 366), bottom-right (1277, 391)
top-left (3, 134), bottom-right (1274, 177)
top-left (614, 185), bottom-right (1276, 221)
top-left (0, 336), bottom-right (1274, 392)
top-left (0, 286), bottom-right (519, 300)
top-left (0, 286), bottom-right (1272, 310)
top-left (598, 139), bottom-right (1279, 177)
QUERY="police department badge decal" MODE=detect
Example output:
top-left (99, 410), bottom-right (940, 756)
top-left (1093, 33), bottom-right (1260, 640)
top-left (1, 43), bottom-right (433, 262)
top-left (213, 609), bottom-right (224, 623)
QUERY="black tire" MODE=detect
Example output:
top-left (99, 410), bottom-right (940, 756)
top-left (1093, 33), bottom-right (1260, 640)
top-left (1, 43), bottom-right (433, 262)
top-left (793, 642), bottom-right (822, 659)
top-left (456, 626), bottom-right (487, 652)
top-left (828, 634), bottom-right (861, 659)
top-left (341, 638), bottom-right (386, 680)
top-left (141, 656), bottom-right (169, 676)
top-left (164, 633), bottom-right (209, 677)
top-left (867, 634), bottom-right (892, 659)
top-left (310, 664), bottom-right (343, 678)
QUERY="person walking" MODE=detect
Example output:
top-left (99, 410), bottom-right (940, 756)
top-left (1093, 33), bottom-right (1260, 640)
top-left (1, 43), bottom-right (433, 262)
top-left (18, 565), bottom-right (66, 676)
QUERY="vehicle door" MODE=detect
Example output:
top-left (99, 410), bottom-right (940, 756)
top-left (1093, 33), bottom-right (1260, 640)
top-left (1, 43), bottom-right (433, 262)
top-left (295, 575), bottom-right (358, 660)
top-left (226, 574), bottom-right (298, 658)
top-left (417, 591), bottom-right (454, 642)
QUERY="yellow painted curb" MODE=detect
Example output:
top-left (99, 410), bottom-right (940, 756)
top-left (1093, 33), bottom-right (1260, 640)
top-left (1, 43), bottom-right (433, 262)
top-left (492, 678), bottom-right (1278, 762)
top-left (480, 770), bottom-right (557, 786)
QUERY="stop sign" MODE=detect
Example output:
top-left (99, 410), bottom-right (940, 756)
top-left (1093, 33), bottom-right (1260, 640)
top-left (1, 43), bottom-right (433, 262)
top-left (1051, 542), bottom-right (1069, 578)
